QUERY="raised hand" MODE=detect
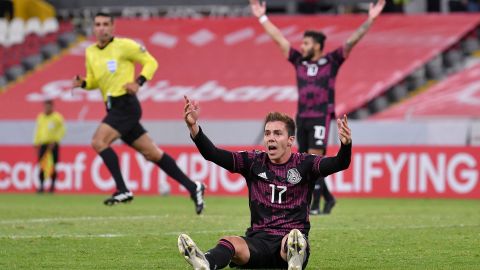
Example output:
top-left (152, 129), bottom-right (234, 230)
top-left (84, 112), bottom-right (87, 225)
top-left (368, 0), bottom-right (385, 20)
top-left (250, 0), bottom-right (266, 18)
top-left (337, 115), bottom-right (352, 145)
top-left (184, 95), bottom-right (199, 127)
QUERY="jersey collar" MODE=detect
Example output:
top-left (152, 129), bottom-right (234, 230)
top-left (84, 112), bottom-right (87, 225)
top-left (97, 37), bottom-right (115, 50)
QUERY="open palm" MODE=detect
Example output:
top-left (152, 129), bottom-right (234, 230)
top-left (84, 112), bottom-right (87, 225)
top-left (369, 0), bottom-right (385, 20)
top-left (184, 96), bottom-right (199, 126)
top-left (250, 0), bottom-right (266, 18)
top-left (337, 115), bottom-right (352, 145)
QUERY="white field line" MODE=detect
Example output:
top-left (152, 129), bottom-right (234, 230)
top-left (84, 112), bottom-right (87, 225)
top-left (0, 214), bottom-right (231, 225)
top-left (310, 223), bottom-right (480, 231)
top-left (0, 215), bottom-right (168, 224)
top-left (0, 224), bottom-right (478, 240)
top-left (1, 214), bottom-right (478, 240)
top-left (1, 229), bottom-right (243, 240)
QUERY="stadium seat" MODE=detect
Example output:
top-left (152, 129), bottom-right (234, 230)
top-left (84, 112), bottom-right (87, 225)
top-left (387, 83), bottom-right (408, 102)
top-left (351, 107), bottom-right (370, 119)
top-left (58, 32), bottom-right (77, 48)
top-left (407, 67), bottom-right (426, 90)
top-left (461, 31), bottom-right (479, 54)
top-left (25, 17), bottom-right (43, 51)
top-left (425, 55), bottom-right (443, 80)
top-left (0, 19), bottom-right (7, 76)
top-left (369, 95), bottom-right (390, 113)
top-left (444, 47), bottom-right (464, 73)
top-left (57, 21), bottom-right (77, 48)
top-left (0, 76), bottom-right (6, 88)
top-left (0, 19), bottom-right (7, 41)
top-left (42, 17), bottom-right (59, 44)
top-left (5, 18), bottom-right (26, 80)
top-left (41, 17), bottom-right (61, 59)
top-left (23, 17), bottom-right (44, 70)
top-left (58, 20), bottom-right (74, 34)
top-left (41, 42), bottom-right (60, 59)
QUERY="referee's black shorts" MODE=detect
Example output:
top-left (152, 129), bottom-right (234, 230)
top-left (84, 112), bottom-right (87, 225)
top-left (102, 94), bottom-right (147, 146)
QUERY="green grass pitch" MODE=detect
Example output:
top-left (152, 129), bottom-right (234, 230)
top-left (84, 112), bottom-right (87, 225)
top-left (0, 194), bottom-right (479, 269)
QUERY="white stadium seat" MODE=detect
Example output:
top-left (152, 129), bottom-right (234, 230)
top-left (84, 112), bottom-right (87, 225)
top-left (42, 17), bottom-right (59, 35)
top-left (25, 17), bottom-right (43, 36)
top-left (7, 18), bottom-right (25, 45)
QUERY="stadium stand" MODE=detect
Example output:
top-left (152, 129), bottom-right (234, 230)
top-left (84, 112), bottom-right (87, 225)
top-left (370, 62), bottom-right (480, 119)
top-left (0, 16), bottom-right (77, 87)
top-left (0, 15), bottom-right (478, 120)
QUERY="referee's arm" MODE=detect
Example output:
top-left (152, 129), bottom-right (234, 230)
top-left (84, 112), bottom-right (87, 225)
top-left (83, 57), bottom-right (98, 90)
top-left (126, 41), bottom-right (158, 82)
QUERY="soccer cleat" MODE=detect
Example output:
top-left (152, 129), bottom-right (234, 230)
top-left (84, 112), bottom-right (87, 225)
top-left (178, 234), bottom-right (210, 270)
top-left (287, 229), bottom-right (307, 270)
top-left (191, 182), bottom-right (205, 215)
top-left (309, 208), bottom-right (321, 215)
top-left (323, 198), bottom-right (336, 214)
top-left (103, 191), bottom-right (134, 206)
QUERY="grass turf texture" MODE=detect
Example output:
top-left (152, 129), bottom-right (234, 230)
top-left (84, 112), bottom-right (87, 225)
top-left (0, 194), bottom-right (479, 269)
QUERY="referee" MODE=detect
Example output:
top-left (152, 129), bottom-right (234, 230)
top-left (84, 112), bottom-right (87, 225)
top-left (33, 99), bottom-right (65, 193)
top-left (72, 12), bottom-right (205, 214)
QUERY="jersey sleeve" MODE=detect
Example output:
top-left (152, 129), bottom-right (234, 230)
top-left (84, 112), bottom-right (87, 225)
top-left (288, 47), bottom-right (303, 65)
top-left (327, 46), bottom-right (346, 67)
top-left (231, 151), bottom-right (256, 175)
top-left (311, 155), bottom-right (324, 176)
top-left (312, 142), bottom-right (352, 177)
top-left (123, 39), bottom-right (158, 80)
top-left (84, 51), bottom-right (99, 90)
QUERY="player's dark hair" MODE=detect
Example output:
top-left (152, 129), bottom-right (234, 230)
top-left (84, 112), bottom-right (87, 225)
top-left (95, 12), bottom-right (114, 23)
top-left (44, 99), bottom-right (53, 105)
top-left (303, 30), bottom-right (326, 51)
top-left (264, 112), bottom-right (296, 137)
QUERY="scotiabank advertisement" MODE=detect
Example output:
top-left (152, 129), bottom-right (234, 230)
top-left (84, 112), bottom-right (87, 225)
top-left (1, 15), bottom-right (480, 121)
top-left (0, 146), bottom-right (479, 198)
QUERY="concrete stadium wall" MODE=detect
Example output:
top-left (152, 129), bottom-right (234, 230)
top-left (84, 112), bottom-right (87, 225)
top-left (0, 119), bottom-right (477, 146)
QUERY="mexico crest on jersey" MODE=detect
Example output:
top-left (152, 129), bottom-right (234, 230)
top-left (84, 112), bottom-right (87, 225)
top-left (287, 168), bottom-right (302, 185)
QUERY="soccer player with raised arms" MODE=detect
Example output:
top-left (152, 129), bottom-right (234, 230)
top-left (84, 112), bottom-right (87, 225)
top-left (177, 96), bottom-right (352, 269)
top-left (250, 0), bottom-right (385, 215)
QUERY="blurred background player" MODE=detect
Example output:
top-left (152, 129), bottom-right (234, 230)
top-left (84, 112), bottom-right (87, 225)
top-left (249, 0), bottom-right (385, 215)
top-left (33, 99), bottom-right (65, 193)
top-left (71, 12), bottom-right (205, 214)
top-left (178, 96), bottom-right (352, 270)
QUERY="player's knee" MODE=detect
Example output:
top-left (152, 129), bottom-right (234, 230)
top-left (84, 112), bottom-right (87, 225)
top-left (142, 150), bottom-right (160, 162)
top-left (220, 236), bottom-right (236, 243)
top-left (220, 236), bottom-right (246, 253)
top-left (221, 236), bottom-right (249, 263)
top-left (91, 138), bottom-right (107, 152)
top-left (141, 147), bottom-right (162, 162)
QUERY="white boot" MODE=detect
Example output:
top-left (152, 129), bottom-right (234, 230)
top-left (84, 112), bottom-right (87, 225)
top-left (287, 229), bottom-right (307, 270)
top-left (178, 234), bottom-right (210, 270)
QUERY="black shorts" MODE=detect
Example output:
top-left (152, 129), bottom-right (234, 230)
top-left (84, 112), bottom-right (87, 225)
top-left (296, 114), bottom-right (332, 153)
top-left (229, 230), bottom-right (310, 269)
top-left (102, 94), bottom-right (147, 146)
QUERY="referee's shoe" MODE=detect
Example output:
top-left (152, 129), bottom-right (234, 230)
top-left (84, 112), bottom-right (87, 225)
top-left (103, 190), bottom-right (134, 205)
top-left (191, 182), bottom-right (205, 215)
